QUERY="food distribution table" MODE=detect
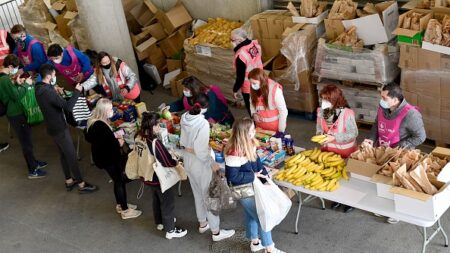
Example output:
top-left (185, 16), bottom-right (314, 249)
top-left (276, 177), bottom-right (449, 253)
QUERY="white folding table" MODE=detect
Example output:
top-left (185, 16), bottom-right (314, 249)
top-left (276, 178), bottom-right (449, 253)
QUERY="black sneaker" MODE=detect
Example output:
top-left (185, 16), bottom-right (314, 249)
top-left (165, 227), bottom-right (187, 239)
top-left (331, 202), bottom-right (341, 209)
top-left (343, 205), bottom-right (354, 213)
top-left (0, 143), bottom-right (9, 153)
top-left (36, 161), bottom-right (48, 170)
top-left (78, 182), bottom-right (98, 194)
top-left (28, 169), bottom-right (47, 179)
top-left (65, 180), bottom-right (78, 191)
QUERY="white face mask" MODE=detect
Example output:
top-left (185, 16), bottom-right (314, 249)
top-left (53, 57), bottom-right (63, 64)
top-left (10, 67), bottom-right (18, 75)
top-left (183, 90), bottom-right (192, 97)
top-left (107, 109), bottom-right (114, 118)
top-left (380, 99), bottom-right (390, 109)
top-left (200, 108), bottom-right (208, 114)
top-left (321, 100), bottom-right (332, 110)
top-left (251, 81), bottom-right (260, 91)
top-left (50, 76), bottom-right (57, 85)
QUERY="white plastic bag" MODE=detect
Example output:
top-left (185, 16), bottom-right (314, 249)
top-left (254, 177), bottom-right (292, 232)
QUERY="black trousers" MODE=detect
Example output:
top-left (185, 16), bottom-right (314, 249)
top-left (150, 185), bottom-right (175, 232)
top-left (242, 92), bottom-right (251, 116)
top-left (51, 128), bottom-right (83, 182)
top-left (8, 114), bottom-right (37, 172)
top-left (104, 164), bottom-right (129, 210)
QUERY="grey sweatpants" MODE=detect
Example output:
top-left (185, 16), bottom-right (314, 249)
top-left (184, 152), bottom-right (220, 232)
top-left (51, 128), bottom-right (83, 182)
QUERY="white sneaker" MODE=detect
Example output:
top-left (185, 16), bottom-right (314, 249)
top-left (165, 227), bottom-right (188, 239)
top-left (121, 208), bottom-right (142, 220)
top-left (251, 240), bottom-right (265, 252)
top-left (199, 223), bottom-right (210, 234)
top-left (373, 213), bottom-right (383, 217)
top-left (387, 217), bottom-right (399, 224)
top-left (265, 248), bottom-right (286, 253)
top-left (212, 229), bottom-right (235, 242)
top-left (157, 218), bottom-right (177, 231)
top-left (116, 203), bottom-right (137, 214)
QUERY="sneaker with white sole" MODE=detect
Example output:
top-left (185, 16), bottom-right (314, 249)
top-left (199, 223), bottom-right (210, 234)
top-left (251, 240), bottom-right (265, 252)
top-left (212, 229), bottom-right (235, 242)
top-left (0, 143), bottom-right (9, 153)
top-left (373, 213), bottom-right (383, 217)
top-left (157, 218), bottom-right (177, 231)
top-left (165, 227), bottom-right (187, 239)
top-left (265, 248), bottom-right (286, 253)
top-left (121, 208), bottom-right (142, 220)
top-left (387, 217), bottom-right (399, 224)
top-left (116, 204), bottom-right (137, 214)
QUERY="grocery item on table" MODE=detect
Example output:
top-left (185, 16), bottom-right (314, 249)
top-left (378, 149), bottom-right (423, 177)
top-left (422, 155), bottom-right (449, 177)
top-left (311, 134), bottom-right (328, 144)
top-left (350, 145), bottom-right (402, 166)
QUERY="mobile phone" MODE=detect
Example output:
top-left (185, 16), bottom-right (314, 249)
top-left (20, 72), bottom-right (30, 79)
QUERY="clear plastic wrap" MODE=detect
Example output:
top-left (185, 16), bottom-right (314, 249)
top-left (68, 16), bottom-right (90, 51)
top-left (18, 0), bottom-right (53, 45)
top-left (314, 38), bottom-right (400, 84)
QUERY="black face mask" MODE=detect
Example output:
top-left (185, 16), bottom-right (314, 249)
top-left (101, 63), bottom-right (111, 69)
top-left (16, 38), bottom-right (25, 50)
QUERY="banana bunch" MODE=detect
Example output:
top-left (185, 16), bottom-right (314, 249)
top-left (274, 148), bottom-right (349, 192)
top-left (311, 135), bottom-right (328, 144)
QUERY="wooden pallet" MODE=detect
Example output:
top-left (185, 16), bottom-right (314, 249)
top-left (313, 76), bottom-right (382, 90)
top-left (423, 139), bottom-right (450, 148)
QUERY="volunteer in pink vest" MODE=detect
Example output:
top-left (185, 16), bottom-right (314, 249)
top-left (316, 85), bottom-right (358, 213)
top-left (81, 51), bottom-right (141, 102)
top-left (168, 75), bottom-right (234, 125)
top-left (231, 28), bottom-right (263, 116)
top-left (0, 29), bottom-right (15, 66)
top-left (47, 44), bottom-right (93, 88)
top-left (363, 83), bottom-right (426, 224)
top-left (248, 68), bottom-right (288, 137)
top-left (10, 25), bottom-right (47, 74)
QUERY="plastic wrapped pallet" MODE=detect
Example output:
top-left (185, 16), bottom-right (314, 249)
top-left (314, 38), bottom-right (400, 85)
top-left (18, 0), bottom-right (53, 45)
top-left (68, 16), bottom-right (90, 51)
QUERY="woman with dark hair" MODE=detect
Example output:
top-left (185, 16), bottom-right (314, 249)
top-left (180, 97), bottom-right (235, 242)
top-left (169, 75), bottom-right (234, 125)
top-left (81, 51), bottom-right (140, 101)
top-left (248, 68), bottom-right (288, 135)
top-left (138, 111), bottom-right (187, 239)
top-left (316, 84), bottom-right (358, 213)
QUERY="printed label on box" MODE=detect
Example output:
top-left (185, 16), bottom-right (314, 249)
top-left (195, 45), bottom-right (212, 57)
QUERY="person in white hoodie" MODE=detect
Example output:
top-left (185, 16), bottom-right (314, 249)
top-left (180, 94), bottom-right (235, 242)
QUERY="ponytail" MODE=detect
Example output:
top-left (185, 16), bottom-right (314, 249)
top-left (189, 93), bottom-right (209, 115)
top-left (189, 103), bottom-right (202, 115)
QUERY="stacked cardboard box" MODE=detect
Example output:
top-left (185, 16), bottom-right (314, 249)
top-left (399, 44), bottom-right (450, 144)
top-left (316, 80), bottom-right (380, 123)
top-left (124, 0), bottom-right (192, 82)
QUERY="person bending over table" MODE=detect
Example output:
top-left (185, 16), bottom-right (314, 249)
top-left (316, 84), bottom-right (358, 213)
top-left (362, 83), bottom-right (426, 224)
top-left (169, 75), bottom-right (234, 125)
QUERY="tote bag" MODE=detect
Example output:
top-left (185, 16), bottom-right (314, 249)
top-left (152, 139), bottom-right (180, 193)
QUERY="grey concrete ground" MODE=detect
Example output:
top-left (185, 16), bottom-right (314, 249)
top-left (0, 87), bottom-right (444, 253)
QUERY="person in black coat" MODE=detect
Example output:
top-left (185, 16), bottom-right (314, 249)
top-left (85, 98), bottom-right (142, 220)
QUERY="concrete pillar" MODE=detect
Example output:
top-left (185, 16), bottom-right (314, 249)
top-left (75, 0), bottom-right (138, 75)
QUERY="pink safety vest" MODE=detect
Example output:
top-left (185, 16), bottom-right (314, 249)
top-left (102, 61), bottom-right (140, 100)
top-left (17, 39), bottom-right (44, 67)
top-left (254, 79), bottom-right (282, 132)
top-left (377, 104), bottom-right (416, 148)
top-left (53, 46), bottom-right (82, 87)
top-left (317, 108), bottom-right (358, 158)
top-left (0, 30), bottom-right (9, 66)
top-left (233, 40), bottom-right (263, 94)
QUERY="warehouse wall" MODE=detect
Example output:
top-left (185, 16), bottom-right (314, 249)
top-left (151, 0), bottom-right (271, 21)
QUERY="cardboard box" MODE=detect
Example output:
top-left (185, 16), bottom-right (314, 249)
top-left (163, 69), bottom-right (181, 89)
top-left (52, 1), bottom-right (66, 11)
top-left (55, 11), bottom-right (77, 40)
top-left (430, 147), bottom-right (450, 183)
top-left (170, 71), bottom-right (190, 97)
top-left (422, 41), bottom-right (450, 56)
top-left (292, 10), bottom-right (328, 25)
top-left (372, 174), bottom-right (394, 200)
top-left (391, 178), bottom-right (450, 220)
top-left (142, 22), bottom-right (168, 41)
top-left (130, 30), bottom-right (151, 47)
top-left (250, 10), bottom-right (295, 40)
top-left (441, 119), bottom-right (450, 143)
top-left (392, 9), bottom-right (432, 46)
top-left (147, 1), bottom-right (192, 34)
top-left (167, 59), bottom-right (182, 72)
top-left (159, 26), bottom-right (186, 58)
top-left (346, 158), bottom-right (381, 182)
top-left (401, 71), bottom-right (441, 97)
top-left (442, 98), bottom-right (450, 121)
top-left (130, 2), bottom-right (153, 27)
top-left (324, 19), bottom-right (345, 41)
top-left (145, 44), bottom-right (166, 70)
top-left (419, 95), bottom-right (441, 118)
top-left (399, 44), bottom-right (450, 70)
top-left (423, 116), bottom-right (442, 141)
top-left (65, 0), bottom-right (77, 12)
top-left (136, 37), bottom-right (158, 61)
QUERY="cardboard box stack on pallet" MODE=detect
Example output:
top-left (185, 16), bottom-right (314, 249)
top-left (18, 0), bottom-right (86, 49)
top-left (122, 0), bottom-right (192, 88)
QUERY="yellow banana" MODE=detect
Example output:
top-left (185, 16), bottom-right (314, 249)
top-left (331, 171), bottom-right (342, 179)
top-left (326, 179), bottom-right (337, 191)
top-left (301, 149), bottom-right (314, 157)
top-left (342, 168), bottom-right (349, 180)
top-left (311, 135), bottom-right (328, 143)
top-left (317, 180), bottom-right (329, 189)
top-left (310, 149), bottom-right (321, 161)
top-left (310, 177), bottom-right (324, 187)
top-left (329, 181), bottom-right (340, 191)
top-left (323, 167), bottom-right (337, 177)
top-left (326, 160), bottom-right (346, 167)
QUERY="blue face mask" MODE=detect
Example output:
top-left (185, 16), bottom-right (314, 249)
top-left (379, 99), bottom-right (390, 109)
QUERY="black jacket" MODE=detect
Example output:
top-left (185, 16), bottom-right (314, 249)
top-left (85, 120), bottom-right (123, 168)
top-left (233, 39), bottom-right (252, 93)
top-left (35, 81), bottom-right (80, 136)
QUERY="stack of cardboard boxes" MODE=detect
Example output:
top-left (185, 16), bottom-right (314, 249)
top-left (399, 44), bottom-right (450, 144)
top-left (123, 0), bottom-right (192, 84)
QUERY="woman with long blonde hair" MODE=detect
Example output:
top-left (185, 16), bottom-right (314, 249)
top-left (85, 98), bottom-right (142, 219)
top-left (224, 118), bottom-right (285, 253)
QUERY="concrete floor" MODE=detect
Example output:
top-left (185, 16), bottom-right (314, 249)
top-left (0, 87), bottom-right (445, 253)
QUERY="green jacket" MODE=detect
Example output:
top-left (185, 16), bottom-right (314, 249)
top-left (0, 73), bottom-right (27, 117)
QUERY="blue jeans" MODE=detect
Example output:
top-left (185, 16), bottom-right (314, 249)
top-left (239, 197), bottom-right (273, 247)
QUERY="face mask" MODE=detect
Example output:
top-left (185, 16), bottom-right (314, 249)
top-left (321, 100), bottom-right (332, 110)
top-left (232, 42), bottom-right (238, 48)
top-left (53, 57), bottom-right (63, 64)
top-left (50, 76), bottom-right (57, 85)
top-left (183, 90), bottom-right (192, 97)
top-left (249, 131), bottom-right (255, 139)
top-left (101, 63), bottom-right (111, 69)
top-left (251, 82), bottom-right (260, 90)
top-left (107, 109), bottom-right (114, 118)
top-left (200, 108), bottom-right (208, 114)
top-left (380, 99), bottom-right (390, 109)
top-left (10, 67), bottom-right (18, 75)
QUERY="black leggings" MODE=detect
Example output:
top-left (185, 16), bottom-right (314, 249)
top-left (150, 185), bottom-right (175, 232)
top-left (104, 164), bottom-right (130, 210)
top-left (242, 92), bottom-right (251, 116)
